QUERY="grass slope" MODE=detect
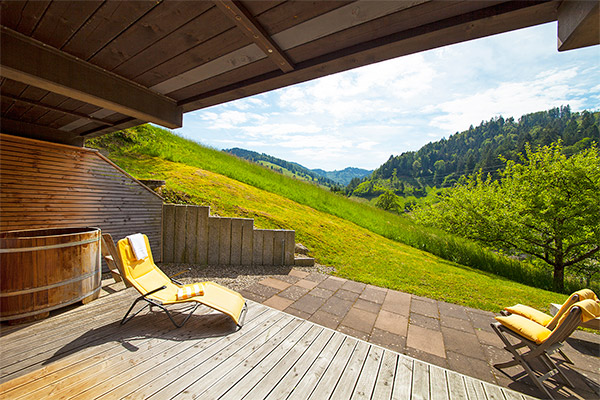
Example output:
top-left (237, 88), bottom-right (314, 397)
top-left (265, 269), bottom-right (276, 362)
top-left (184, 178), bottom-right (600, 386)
top-left (89, 125), bottom-right (562, 293)
top-left (88, 127), bottom-right (566, 312)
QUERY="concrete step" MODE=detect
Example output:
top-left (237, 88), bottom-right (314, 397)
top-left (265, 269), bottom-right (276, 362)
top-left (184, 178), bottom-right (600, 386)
top-left (294, 255), bottom-right (315, 267)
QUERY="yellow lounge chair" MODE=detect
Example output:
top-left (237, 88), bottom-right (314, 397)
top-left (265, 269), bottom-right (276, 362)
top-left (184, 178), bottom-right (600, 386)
top-left (492, 299), bottom-right (600, 400)
top-left (500, 289), bottom-right (598, 364)
top-left (116, 233), bottom-right (247, 329)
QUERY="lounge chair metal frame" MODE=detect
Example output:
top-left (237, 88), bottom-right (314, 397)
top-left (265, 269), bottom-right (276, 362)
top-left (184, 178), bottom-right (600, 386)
top-left (491, 306), bottom-right (582, 400)
top-left (120, 279), bottom-right (248, 329)
top-left (121, 285), bottom-right (199, 328)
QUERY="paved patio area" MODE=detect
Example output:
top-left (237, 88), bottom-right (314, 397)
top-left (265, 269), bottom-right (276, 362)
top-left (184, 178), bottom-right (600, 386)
top-left (240, 269), bottom-right (600, 400)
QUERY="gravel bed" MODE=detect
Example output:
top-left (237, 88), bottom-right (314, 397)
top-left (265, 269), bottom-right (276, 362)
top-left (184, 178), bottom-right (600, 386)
top-left (107, 263), bottom-right (335, 292)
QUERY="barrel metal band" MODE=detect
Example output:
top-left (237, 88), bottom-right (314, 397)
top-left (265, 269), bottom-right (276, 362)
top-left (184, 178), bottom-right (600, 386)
top-left (0, 237), bottom-right (98, 253)
top-left (0, 269), bottom-right (100, 297)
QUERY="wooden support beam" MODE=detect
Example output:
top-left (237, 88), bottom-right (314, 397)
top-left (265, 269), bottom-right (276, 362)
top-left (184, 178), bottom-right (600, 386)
top-left (0, 27), bottom-right (182, 129)
top-left (558, 0), bottom-right (599, 51)
top-left (1, 93), bottom-right (115, 127)
top-left (1, 118), bottom-right (84, 146)
top-left (214, 0), bottom-right (294, 73)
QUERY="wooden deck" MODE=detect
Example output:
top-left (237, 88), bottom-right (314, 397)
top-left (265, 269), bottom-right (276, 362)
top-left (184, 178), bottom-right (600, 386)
top-left (0, 282), bottom-right (538, 400)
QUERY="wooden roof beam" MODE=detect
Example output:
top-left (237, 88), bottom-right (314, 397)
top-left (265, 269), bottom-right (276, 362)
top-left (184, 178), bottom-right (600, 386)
top-left (214, 0), bottom-right (294, 73)
top-left (0, 27), bottom-right (182, 129)
top-left (558, 0), bottom-right (599, 51)
top-left (1, 93), bottom-right (116, 127)
top-left (1, 118), bottom-right (85, 147)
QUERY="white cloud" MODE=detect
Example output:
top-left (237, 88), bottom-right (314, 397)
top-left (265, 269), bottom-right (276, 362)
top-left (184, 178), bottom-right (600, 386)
top-left (357, 141), bottom-right (378, 150)
top-left (428, 67), bottom-right (590, 132)
top-left (241, 123), bottom-right (322, 139)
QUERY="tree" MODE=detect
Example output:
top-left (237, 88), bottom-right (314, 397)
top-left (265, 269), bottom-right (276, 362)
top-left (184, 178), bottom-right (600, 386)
top-left (375, 190), bottom-right (400, 213)
top-left (414, 142), bottom-right (600, 292)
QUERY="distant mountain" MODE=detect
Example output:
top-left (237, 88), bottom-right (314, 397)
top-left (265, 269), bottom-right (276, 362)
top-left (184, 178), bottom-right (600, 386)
top-left (311, 167), bottom-right (372, 186)
top-left (224, 148), bottom-right (337, 186)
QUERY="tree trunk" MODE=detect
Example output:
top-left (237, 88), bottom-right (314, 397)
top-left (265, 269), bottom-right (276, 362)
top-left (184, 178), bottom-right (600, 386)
top-left (553, 234), bottom-right (564, 292)
top-left (553, 264), bottom-right (564, 292)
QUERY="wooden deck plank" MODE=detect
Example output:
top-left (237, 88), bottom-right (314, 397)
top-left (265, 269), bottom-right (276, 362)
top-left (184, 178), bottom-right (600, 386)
top-left (0, 283), bottom-right (128, 338)
top-left (220, 324), bottom-right (323, 399)
top-left (214, 322), bottom-right (315, 399)
top-left (502, 388), bottom-right (526, 400)
top-left (392, 354), bottom-right (413, 400)
top-left (92, 305), bottom-right (276, 399)
top-left (0, 290), bottom-right (138, 382)
top-left (144, 312), bottom-right (295, 399)
top-left (430, 364), bottom-right (450, 400)
top-left (351, 345), bottom-right (384, 399)
top-left (282, 333), bottom-right (348, 399)
top-left (329, 340), bottom-right (371, 399)
top-left (446, 370), bottom-right (468, 400)
top-left (412, 360), bottom-right (430, 400)
top-left (307, 336), bottom-right (358, 399)
top-left (263, 329), bottom-right (342, 400)
top-left (70, 306), bottom-right (273, 400)
top-left (0, 295), bottom-right (130, 358)
top-left (464, 375), bottom-right (488, 400)
top-left (483, 381), bottom-right (509, 400)
top-left (5, 307), bottom-right (226, 399)
top-left (109, 305), bottom-right (281, 400)
top-left (240, 325), bottom-right (329, 400)
top-left (174, 317), bottom-right (305, 399)
top-left (371, 350), bottom-right (397, 400)
top-left (0, 314), bottom-right (163, 398)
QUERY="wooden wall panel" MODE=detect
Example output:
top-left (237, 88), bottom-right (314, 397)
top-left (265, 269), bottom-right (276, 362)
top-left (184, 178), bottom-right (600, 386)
top-left (0, 133), bottom-right (163, 261)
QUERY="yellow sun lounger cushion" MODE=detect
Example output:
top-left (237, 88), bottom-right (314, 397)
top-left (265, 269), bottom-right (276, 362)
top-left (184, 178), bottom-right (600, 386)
top-left (504, 289), bottom-right (598, 328)
top-left (495, 314), bottom-right (552, 344)
top-left (504, 304), bottom-right (553, 327)
top-left (497, 299), bottom-right (600, 345)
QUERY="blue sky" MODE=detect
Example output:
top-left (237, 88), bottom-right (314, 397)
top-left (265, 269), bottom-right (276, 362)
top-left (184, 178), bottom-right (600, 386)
top-left (175, 22), bottom-right (600, 171)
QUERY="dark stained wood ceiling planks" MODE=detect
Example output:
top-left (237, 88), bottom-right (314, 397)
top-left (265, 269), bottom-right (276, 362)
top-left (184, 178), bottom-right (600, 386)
top-left (113, 6), bottom-right (237, 81)
top-left (30, 0), bottom-right (104, 49)
top-left (60, 1), bottom-right (159, 61)
top-left (88, 2), bottom-right (215, 71)
top-left (1, 0), bottom-right (596, 145)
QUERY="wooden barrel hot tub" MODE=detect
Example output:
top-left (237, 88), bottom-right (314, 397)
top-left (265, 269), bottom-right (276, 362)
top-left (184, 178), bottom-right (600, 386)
top-left (0, 227), bottom-right (101, 324)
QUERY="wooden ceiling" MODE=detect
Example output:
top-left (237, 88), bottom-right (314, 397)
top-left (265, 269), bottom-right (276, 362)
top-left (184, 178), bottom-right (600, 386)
top-left (0, 1), bottom-right (598, 146)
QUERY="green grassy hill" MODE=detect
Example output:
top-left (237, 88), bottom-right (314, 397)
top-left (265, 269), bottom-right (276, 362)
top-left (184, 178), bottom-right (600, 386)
top-left (86, 125), bottom-right (568, 312)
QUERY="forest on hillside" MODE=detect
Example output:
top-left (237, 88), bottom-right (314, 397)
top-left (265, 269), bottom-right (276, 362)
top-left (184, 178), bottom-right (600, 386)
top-left (346, 106), bottom-right (599, 199)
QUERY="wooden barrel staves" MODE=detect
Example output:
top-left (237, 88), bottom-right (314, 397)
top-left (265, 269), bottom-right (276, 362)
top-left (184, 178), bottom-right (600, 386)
top-left (0, 227), bottom-right (102, 324)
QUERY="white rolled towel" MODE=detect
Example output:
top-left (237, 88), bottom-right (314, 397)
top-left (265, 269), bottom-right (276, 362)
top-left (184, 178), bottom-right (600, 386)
top-left (127, 233), bottom-right (149, 261)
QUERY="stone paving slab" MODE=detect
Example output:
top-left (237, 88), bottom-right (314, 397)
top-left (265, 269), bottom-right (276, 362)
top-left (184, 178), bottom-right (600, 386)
top-left (239, 269), bottom-right (600, 400)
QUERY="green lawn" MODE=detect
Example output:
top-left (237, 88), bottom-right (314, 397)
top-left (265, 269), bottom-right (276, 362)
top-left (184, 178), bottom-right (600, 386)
top-left (106, 153), bottom-right (566, 313)
top-left (88, 125), bottom-right (566, 293)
